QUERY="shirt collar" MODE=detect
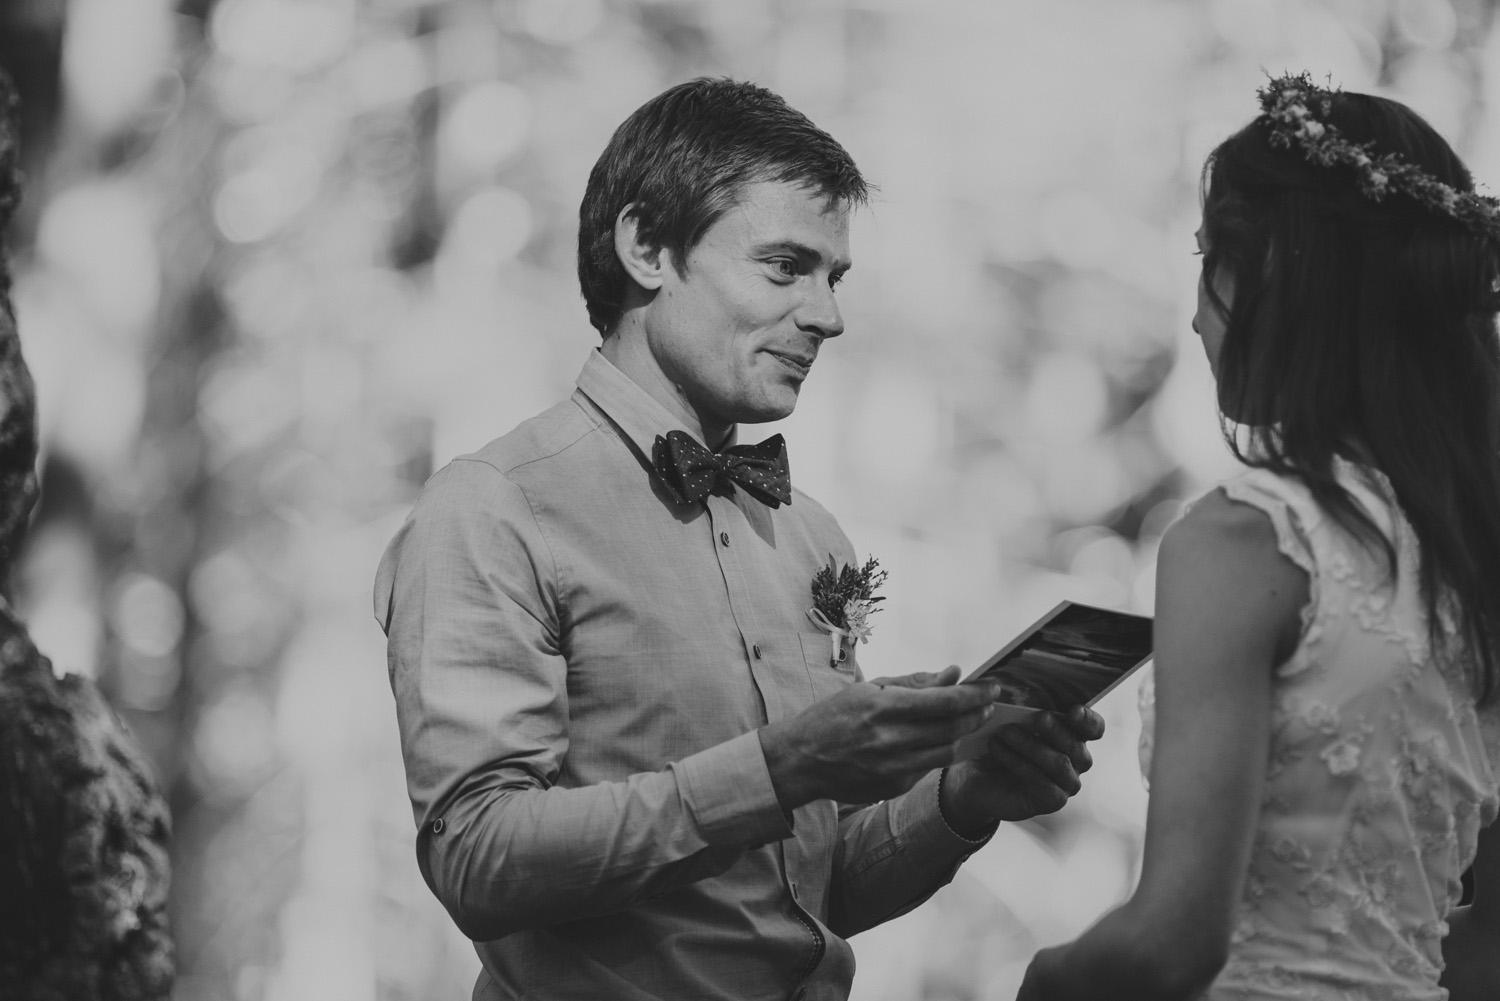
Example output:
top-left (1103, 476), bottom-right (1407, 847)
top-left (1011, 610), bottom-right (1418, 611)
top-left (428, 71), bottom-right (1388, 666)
top-left (575, 349), bottom-right (738, 458)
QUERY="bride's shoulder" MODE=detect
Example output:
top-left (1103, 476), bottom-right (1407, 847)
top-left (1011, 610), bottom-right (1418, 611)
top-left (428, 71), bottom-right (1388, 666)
top-left (1160, 485), bottom-right (1311, 595)
top-left (1170, 469), bottom-right (1325, 571)
top-left (1158, 486), bottom-right (1311, 664)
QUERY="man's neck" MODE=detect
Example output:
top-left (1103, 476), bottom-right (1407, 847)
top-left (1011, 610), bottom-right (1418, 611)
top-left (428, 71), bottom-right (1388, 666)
top-left (599, 325), bottom-right (733, 448)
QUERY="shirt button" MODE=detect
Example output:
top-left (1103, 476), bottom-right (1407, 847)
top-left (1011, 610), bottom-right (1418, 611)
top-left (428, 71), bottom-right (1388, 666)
top-left (431, 817), bottom-right (445, 835)
top-left (753, 644), bottom-right (762, 659)
top-left (719, 531), bottom-right (730, 547)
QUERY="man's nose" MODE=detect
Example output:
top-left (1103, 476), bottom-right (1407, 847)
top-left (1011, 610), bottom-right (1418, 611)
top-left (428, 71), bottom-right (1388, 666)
top-left (796, 283), bottom-right (844, 339)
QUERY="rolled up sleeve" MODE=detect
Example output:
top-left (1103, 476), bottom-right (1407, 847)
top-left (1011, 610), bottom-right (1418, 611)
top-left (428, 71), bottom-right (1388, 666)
top-left (375, 458), bottom-right (792, 942)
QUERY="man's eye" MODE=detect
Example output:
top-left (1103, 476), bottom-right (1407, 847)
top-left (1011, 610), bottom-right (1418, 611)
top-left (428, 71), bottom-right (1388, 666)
top-left (768, 258), bottom-right (798, 278)
top-left (829, 272), bottom-right (845, 290)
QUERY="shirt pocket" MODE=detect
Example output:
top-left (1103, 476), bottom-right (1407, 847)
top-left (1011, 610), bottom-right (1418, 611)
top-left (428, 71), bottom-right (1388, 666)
top-left (797, 632), bottom-right (862, 704)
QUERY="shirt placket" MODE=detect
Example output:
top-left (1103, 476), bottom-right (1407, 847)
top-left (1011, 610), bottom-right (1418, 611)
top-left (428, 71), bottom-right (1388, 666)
top-left (703, 492), bottom-right (786, 724)
top-left (703, 491), bottom-right (829, 998)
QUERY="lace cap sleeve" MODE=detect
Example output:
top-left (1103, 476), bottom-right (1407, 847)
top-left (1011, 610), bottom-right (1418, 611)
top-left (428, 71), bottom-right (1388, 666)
top-left (1218, 473), bottom-right (1319, 582)
top-left (1219, 472), bottom-right (1322, 676)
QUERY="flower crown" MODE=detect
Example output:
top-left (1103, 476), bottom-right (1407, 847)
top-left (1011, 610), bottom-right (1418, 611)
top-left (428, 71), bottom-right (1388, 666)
top-left (1256, 72), bottom-right (1500, 240)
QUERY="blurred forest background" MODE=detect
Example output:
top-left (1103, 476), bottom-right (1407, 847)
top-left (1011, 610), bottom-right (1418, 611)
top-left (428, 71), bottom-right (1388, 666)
top-left (2, 0), bottom-right (1497, 998)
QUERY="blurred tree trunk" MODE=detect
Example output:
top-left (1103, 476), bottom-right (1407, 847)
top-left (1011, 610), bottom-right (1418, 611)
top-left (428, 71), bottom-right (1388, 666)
top-left (0, 0), bottom-right (64, 244)
top-left (0, 68), bottom-right (175, 1001)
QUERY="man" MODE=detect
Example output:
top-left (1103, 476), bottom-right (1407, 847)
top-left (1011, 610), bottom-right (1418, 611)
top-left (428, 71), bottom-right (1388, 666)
top-left (375, 78), bottom-right (1104, 1000)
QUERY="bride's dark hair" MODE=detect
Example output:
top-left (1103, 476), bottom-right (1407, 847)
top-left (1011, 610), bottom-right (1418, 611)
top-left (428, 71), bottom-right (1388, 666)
top-left (1200, 89), bottom-right (1500, 704)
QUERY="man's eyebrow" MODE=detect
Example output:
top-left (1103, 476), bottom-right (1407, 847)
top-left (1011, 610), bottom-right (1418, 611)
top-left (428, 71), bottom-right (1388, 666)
top-left (752, 240), bottom-right (853, 271)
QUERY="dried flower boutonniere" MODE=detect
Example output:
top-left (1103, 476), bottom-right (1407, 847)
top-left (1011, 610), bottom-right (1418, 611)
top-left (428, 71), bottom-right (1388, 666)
top-left (806, 555), bottom-right (888, 667)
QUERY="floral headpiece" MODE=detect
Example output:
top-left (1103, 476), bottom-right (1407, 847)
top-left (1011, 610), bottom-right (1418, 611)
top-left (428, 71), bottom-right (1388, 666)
top-left (1256, 72), bottom-right (1500, 240)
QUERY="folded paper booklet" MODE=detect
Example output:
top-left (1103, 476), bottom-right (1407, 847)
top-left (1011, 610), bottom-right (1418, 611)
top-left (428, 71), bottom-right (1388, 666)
top-left (954, 600), bottom-right (1154, 762)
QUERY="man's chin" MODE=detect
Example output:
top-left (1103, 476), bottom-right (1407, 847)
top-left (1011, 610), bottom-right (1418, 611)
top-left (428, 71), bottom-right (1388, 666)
top-left (735, 390), bottom-right (800, 426)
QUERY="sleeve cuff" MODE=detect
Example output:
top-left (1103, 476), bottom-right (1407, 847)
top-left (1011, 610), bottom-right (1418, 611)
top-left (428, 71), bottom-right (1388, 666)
top-left (894, 768), bottom-right (997, 855)
top-left (676, 730), bottom-right (795, 848)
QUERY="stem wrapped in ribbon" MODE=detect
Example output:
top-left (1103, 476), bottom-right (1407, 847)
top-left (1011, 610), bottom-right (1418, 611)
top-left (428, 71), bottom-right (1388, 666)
top-left (806, 606), bottom-right (850, 665)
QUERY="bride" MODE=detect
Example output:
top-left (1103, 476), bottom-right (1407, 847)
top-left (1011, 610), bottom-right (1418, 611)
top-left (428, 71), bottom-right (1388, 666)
top-left (1018, 75), bottom-right (1500, 1001)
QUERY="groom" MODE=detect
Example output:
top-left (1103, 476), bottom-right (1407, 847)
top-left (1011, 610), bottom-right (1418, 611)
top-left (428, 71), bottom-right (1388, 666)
top-left (376, 77), bottom-right (1104, 1000)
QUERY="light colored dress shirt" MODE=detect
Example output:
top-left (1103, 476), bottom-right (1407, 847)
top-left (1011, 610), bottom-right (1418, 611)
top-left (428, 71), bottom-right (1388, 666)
top-left (374, 350), bottom-right (989, 1001)
top-left (1139, 461), bottom-right (1500, 1000)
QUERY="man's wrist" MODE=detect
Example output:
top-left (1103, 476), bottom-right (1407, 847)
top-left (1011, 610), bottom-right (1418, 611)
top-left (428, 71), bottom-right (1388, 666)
top-left (756, 722), bottom-right (812, 814)
top-left (937, 763), bottom-right (998, 843)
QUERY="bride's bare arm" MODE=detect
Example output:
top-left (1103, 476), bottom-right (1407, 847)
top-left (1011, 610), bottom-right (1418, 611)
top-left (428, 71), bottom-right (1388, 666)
top-left (1018, 489), bottom-right (1307, 1001)
top-left (1440, 818), bottom-right (1500, 1001)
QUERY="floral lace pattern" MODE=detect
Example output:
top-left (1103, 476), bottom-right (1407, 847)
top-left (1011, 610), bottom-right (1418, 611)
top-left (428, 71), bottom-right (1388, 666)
top-left (1139, 462), bottom-right (1500, 1000)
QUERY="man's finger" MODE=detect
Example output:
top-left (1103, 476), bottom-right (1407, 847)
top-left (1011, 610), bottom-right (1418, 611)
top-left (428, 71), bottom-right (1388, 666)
top-left (868, 672), bottom-right (927, 689)
top-left (876, 683), bottom-right (997, 721)
top-left (1063, 704), bottom-right (1107, 741)
top-left (982, 742), bottom-right (1071, 811)
top-left (997, 726), bottom-right (1081, 794)
top-left (871, 665), bottom-right (962, 690)
top-left (868, 706), bottom-right (994, 760)
top-left (1033, 711), bottom-right (1096, 774)
top-left (910, 703), bottom-right (995, 746)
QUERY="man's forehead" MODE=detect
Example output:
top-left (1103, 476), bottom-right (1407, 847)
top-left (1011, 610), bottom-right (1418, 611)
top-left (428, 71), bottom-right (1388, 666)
top-left (720, 179), bottom-right (853, 260)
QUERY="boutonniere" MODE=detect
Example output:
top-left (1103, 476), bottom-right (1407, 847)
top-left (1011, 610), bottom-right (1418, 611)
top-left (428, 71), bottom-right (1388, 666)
top-left (806, 555), bottom-right (888, 667)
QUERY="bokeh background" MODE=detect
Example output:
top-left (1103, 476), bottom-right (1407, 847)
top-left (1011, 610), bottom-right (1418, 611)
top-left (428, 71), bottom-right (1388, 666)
top-left (2, 1), bottom-right (1496, 998)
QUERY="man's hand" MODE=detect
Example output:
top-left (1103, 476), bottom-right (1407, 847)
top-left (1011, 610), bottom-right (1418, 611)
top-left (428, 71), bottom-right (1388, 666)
top-left (939, 703), bottom-right (1106, 838)
top-left (758, 666), bottom-right (1000, 811)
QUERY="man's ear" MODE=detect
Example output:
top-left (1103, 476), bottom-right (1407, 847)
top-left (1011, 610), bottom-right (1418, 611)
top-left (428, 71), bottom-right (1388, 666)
top-left (614, 204), bottom-right (668, 291)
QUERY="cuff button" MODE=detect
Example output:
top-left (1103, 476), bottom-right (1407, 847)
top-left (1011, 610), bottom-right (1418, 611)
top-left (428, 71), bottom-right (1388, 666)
top-left (431, 817), bottom-right (446, 835)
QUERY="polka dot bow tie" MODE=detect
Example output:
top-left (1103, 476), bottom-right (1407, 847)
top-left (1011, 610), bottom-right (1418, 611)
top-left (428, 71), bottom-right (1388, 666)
top-left (651, 430), bottom-right (792, 509)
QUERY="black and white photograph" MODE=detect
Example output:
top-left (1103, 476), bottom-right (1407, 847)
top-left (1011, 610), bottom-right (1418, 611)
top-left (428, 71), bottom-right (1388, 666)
top-left (970, 603), bottom-right (1153, 713)
top-left (2, 3), bottom-right (1498, 1001)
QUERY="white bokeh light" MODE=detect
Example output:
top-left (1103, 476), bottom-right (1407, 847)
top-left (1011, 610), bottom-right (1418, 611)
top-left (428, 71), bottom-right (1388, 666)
top-left (63, 0), bottom-right (176, 133)
top-left (1023, 352), bottom-right (1109, 444)
top-left (519, 0), bottom-right (606, 45)
top-left (439, 185), bottom-right (534, 271)
top-left (440, 80), bottom-right (533, 178)
top-left (35, 181), bottom-right (162, 337)
top-left (215, 132), bottom-right (326, 243)
top-left (211, 0), bottom-right (357, 74)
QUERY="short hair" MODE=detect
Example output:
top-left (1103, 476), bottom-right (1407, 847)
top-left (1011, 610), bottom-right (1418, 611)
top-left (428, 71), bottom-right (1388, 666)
top-left (577, 78), bottom-right (869, 335)
top-left (1201, 90), bottom-right (1500, 703)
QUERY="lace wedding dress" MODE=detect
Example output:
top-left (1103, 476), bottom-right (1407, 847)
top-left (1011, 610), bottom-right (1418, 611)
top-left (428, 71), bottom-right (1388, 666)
top-left (1137, 461), bottom-right (1500, 1000)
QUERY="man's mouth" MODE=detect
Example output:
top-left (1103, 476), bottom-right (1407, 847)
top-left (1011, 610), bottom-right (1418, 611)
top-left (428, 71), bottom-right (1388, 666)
top-left (767, 350), bottom-right (814, 377)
